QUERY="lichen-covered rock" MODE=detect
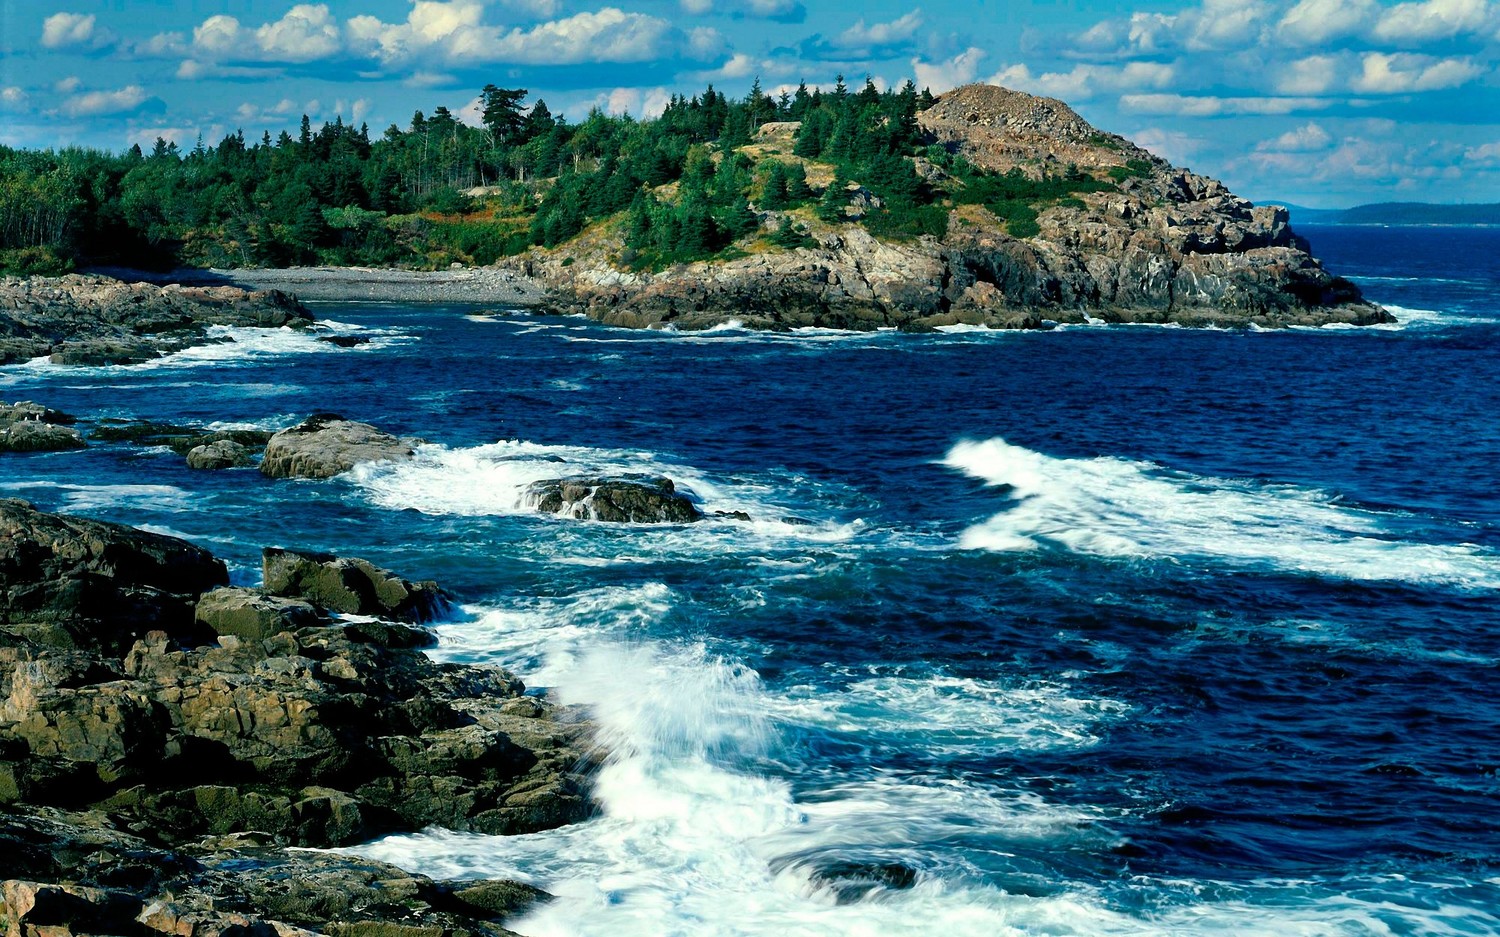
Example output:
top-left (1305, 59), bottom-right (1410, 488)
top-left (0, 499), bottom-right (227, 653)
top-left (186, 439), bottom-right (253, 470)
top-left (261, 548), bottom-right (448, 623)
top-left (194, 587), bottom-right (321, 642)
top-left (260, 415), bottom-right (417, 480)
top-left (528, 476), bottom-right (703, 524)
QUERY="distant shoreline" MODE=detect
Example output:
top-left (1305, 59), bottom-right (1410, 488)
top-left (83, 264), bottom-right (548, 305)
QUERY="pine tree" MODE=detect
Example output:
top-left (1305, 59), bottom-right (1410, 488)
top-left (817, 171), bottom-right (848, 223)
top-left (784, 162), bottom-right (812, 203)
top-left (760, 161), bottom-right (789, 209)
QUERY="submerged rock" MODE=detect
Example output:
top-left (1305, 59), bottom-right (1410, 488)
top-left (260, 414), bottom-right (417, 479)
top-left (528, 476), bottom-right (703, 523)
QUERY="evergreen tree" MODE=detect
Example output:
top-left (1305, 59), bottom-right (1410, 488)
top-left (817, 171), bottom-right (848, 223)
top-left (784, 162), bottom-right (812, 203)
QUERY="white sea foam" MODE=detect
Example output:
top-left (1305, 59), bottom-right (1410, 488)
top-left (346, 439), bottom-right (866, 550)
top-left (1, 481), bottom-right (193, 513)
top-left (943, 437), bottom-right (1500, 588)
top-left (354, 590), bottom-right (1496, 936)
top-left (771, 674), bottom-right (1130, 754)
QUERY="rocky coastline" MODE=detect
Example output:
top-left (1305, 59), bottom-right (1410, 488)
top-left (0, 497), bottom-right (594, 937)
top-left (0, 275), bottom-right (313, 366)
top-left (516, 85), bottom-right (1391, 332)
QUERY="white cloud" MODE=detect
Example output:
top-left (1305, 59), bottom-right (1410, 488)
top-left (255, 4), bottom-right (342, 62)
top-left (1259, 122), bottom-right (1335, 151)
top-left (1131, 127), bottom-right (1207, 164)
top-left (1351, 52), bottom-right (1484, 93)
top-left (54, 76), bottom-right (82, 94)
top-left (41, 12), bottom-right (115, 50)
top-left (0, 87), bottom-right (27, 109)
top-left (835, 10), bottom-right (924, 49)
top-left (912, 47), bottom-right (987, 93)
top-left (1464, 141), bottom-right (1500, 165)
top-left (987, 61), bottom-right (1176, 101)
top-left (1122, 93), bottom-right (1334, 116)
top-left (1373, 0), bottom-right (1492, 42)
top-left (131, 32), bottom-right (188, 57)
top-left (1277, 0), bottom-right (1378, 44)
top-left (487, 9), bottom-right (706, 64)
top-left (1183, 0), bottom-right (1275, 50)
top-left (61, 85), bottom-right (148, 118)
top-left (1274, 54), bottom-right (1345, 94)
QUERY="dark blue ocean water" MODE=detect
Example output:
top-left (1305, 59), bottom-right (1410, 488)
top-left (3, 225), bottom-right (1499, 935)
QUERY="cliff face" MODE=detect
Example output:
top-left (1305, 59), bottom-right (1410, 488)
top-left (523, 83), bottom-right (1390, 331)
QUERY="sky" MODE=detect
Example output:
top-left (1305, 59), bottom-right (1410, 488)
top-left (2, 0), bottom-right (1498, 207)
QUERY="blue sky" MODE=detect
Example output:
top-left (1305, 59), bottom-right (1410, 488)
top-left (3, 0), bottom-right (1498, 206)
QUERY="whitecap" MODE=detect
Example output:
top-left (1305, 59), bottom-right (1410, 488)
top-left (943, 436), bottom-right (1500, 588)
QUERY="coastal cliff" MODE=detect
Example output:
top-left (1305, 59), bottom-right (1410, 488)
top-left (518, 84), bottom-right (1390, 331)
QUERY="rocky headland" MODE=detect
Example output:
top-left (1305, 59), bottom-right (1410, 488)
top-left (0, 498), bottom-right (594, 937)
top-left (0, 274), bottom-right (312, 366)
top-left (515, 83), bottom-right (1391, 332)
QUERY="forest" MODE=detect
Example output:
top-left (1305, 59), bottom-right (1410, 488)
top-left (0, 76), bottom-right (1119, 275)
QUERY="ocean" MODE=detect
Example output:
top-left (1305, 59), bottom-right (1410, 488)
top-left (3, 224), bottom-right (1498, 935)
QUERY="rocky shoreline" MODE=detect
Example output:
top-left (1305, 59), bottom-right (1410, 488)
top-left (0, 497), bottom-right (594, 937)
top-left (0, 275), bottom-right (313, 366)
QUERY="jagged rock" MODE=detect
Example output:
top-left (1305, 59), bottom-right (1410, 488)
top-left (0, 809), bottom-right (541, 937)
top-left (528, 476), bottom-right (703, 524)
top-left (261, 548), bottom-right (447, 623)
top-left (0, 499), bottom-right (227, 653)
top-left (187, 439), bottom-right (253, 470)
top-left (259, 415), bottom-right (417, 480)
top-left (0, 402), bottom-right (76, 427)
top-left (0, 274), bottom-right (312, 367)
top-left (316, 335), bottom-right (370, 347)
top-left (194, 588), bottom-right (321, 642)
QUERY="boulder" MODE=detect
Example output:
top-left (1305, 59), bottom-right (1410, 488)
top-left (194, 587), bottom-right (321, 642)
top-left (91, 420), bottom-right (272, 456)
top-left (0, 421), bottom-right (86, 452)
top-left (528, 476), bottom-right (703, 524)
top-left (260, 415), bottom-right (417, 480)
top-left (261, 548), bottom-right (448, 623)
top-left (186, 439), bottom-right (253, 470)
top-left (0, 499), bottom-right (227, 653)
top-left (0, 401), bottom-right (86, 453)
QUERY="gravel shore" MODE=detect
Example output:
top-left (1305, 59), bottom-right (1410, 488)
top-left (87, 265), bottom-right (547, 305)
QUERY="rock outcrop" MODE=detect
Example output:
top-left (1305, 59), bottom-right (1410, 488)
top-left (186, 438), bottom-right (254, 469)
top-left (519, 83), bottom-right (1390, 331)
top-left (0, 500), bottom-right (591, 937)
top-left (0, 274), bottom-right (312, 365)
top-left (528, 476), bottom-right (704, 523)
top-left (0, 401), bottom-right (85, 453)
top-left (260, 414), bottom-right (419, 479)
top-left (262, 547), bottom-right (449, 623)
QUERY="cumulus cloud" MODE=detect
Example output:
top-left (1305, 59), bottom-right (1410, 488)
top-left (1464, 140), bottom-right (1500, 165)
top-left (1351, 52), bottom-right (1484, 92)
top-left (987, 61), bottom-right (1177, 101)
top-left (1273, 53), bottom-right (1346, 94)
top-left (54, 76), bottom-right (82, 94)
top-left (254, 4), bottom-right (342, 62)
top-left (347, 2), bottom-right (719, 67)
top-left (1373, 0), bottom-right (1492, 42)
top-left (0, 87), bottom-right (27, 109)
top-left (834, 10), bottom-right (924, 51)
top-left (1131, 127), bottom-right (1208, 164)
top-left (1277, 0), bottom-right (1379, 45)
top-left (61, 85), bottom-right (148, 117)
top-left (1258, 122), bottom-right (1335, 151)
top-left (41, 12), bottom-right (118, 50)
top-left (912, 47), bottom-right (987, 93)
